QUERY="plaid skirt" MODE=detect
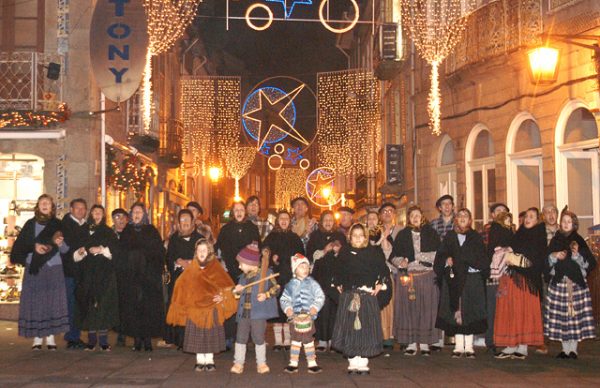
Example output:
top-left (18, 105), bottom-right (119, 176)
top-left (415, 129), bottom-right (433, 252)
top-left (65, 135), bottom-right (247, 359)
top-left (544, 278), bottom-right (596, 342)
top-left (183, 311), bottom-right (226, 354)
top-left (332, 291), bottom-right (383, 358)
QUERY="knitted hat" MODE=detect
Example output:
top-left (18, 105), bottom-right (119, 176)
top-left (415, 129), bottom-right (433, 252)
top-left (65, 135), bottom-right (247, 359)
top-left (236, 242), bottom-right (260, 267)
top-left (291, 253), bottom-right (310, 275)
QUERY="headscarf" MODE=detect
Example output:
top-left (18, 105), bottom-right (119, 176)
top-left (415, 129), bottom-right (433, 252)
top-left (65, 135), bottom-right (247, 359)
top-left (129, 202), bottom-right (150, 231)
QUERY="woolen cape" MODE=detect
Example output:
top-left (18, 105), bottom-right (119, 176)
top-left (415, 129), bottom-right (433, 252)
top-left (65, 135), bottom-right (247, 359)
top-left (166, 258), bottom-right (237, 329)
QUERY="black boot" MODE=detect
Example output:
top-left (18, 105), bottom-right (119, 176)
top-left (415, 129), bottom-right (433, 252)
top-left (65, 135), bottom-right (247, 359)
top-left (133, 337), bottom-right (142, 352)
top-left (144, 337), bottom-right (153, 351)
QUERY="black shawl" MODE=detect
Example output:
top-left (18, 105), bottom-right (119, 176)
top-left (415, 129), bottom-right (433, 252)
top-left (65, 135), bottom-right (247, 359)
top-left (306, 228), bottom-right (347, 263)
top-left (546, 230), bottom-right (596, 288)
top-left (215, 219), bottom-right (260, 281)
top-left (263, 229), bottom-right (305, 289)
top-left (391, 224), bottom-right (440, 263)
top-left (434, 229), bottom-right (488, 312)
top-left (509, 222), bottom-right (547, 295)
top-left (333, 245), bottom-right (390, 308)
top-left (10, 217), bottom-right (63, 275)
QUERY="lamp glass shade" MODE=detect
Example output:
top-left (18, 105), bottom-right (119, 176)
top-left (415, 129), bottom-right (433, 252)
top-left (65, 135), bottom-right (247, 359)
top-left (527, 47), bottom-right (560, 84)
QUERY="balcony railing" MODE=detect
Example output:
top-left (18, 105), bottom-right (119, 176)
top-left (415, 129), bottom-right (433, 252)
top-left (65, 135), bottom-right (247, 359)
top-left (159, 118), bottom-right (183, 167)
top-left (0, 52), bottom-right (64, 111)
top-left (445, 0), bottom-right (543, 75)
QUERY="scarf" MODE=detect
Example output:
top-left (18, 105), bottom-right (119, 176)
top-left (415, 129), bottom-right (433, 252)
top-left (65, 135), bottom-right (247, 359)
top-left (166, 258), bottom-right (237, 329)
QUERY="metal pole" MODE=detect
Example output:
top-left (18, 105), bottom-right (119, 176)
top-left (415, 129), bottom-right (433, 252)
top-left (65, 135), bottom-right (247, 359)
top-left (101, 93), bottom-right (106, 207)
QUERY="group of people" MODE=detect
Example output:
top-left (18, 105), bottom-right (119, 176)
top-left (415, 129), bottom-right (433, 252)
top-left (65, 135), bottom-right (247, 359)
top-left (9, 192), bottom-right (597, 376)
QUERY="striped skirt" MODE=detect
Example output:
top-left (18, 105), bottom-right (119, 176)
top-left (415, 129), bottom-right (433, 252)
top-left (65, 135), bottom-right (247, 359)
top-left (183, 311), bottom-right (226, 354)
top-left (332, 291), bottom-right (383, 358)
top-left (393, 270), bottom-right (442, 344)
top-left (544, 278), bottom-right (596, 342)
top-left (19, 263), bottom-right (69, 338)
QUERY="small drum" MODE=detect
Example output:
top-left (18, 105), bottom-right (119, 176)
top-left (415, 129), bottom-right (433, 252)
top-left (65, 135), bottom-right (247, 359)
top-left (293, 313), bottom-right (313, 333)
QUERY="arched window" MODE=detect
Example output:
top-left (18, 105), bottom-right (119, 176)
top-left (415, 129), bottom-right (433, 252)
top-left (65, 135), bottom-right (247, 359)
top-left (465, 124), bottom-right (496, 231)
top-left (506, 113), bottom-right (543, 213)
top-left (436, 135), bottom-right (457, 199)
top-left (555, 101), bottom-right (600, 232)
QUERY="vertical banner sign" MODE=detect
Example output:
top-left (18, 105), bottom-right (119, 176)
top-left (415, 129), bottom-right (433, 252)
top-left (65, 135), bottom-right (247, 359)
top-left (386, 144), bottom-right (404, 185)
top-left (90, 0), bottom-right (148, 102)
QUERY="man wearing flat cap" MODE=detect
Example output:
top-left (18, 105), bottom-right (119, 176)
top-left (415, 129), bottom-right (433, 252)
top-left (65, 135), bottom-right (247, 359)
top-left (430, 195), bottom-right (455, 241)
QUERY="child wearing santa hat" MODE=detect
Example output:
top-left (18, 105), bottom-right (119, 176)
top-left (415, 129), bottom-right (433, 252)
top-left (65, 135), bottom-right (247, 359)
top-left (280, 254), bottom-right (325, 373)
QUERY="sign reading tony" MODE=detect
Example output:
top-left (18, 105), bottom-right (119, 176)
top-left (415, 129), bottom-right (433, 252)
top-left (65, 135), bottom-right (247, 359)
top-left (90, 0), bottom-right (148, 102)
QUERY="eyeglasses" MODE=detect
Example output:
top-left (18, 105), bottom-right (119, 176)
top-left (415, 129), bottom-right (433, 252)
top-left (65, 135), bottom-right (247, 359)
top-left (381, 209), bottom-right (394, 214)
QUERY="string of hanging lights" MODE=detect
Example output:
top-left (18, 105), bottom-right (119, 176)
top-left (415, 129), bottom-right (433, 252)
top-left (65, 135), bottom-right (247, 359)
top-left (400, 0), bottom-right (474, 136)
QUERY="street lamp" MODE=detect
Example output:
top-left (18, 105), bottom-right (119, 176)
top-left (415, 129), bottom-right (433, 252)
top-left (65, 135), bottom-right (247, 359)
top-left (527, 33), bottom-right (600, 85)
top-left (208, 166), bottom-right (221, 182)
top-left (527, 46), bottom-right (560, 84)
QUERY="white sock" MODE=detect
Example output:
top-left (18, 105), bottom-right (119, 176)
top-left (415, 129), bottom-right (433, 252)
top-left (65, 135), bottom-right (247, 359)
top-left (407, 343), bottom-right (417, 351)
top-left (420, 344), bottom-right (430, 351)
top-left (561, 341), bottom-right (569, 353)
top-left (454, 335), bottom-right (465, 353)
top-left (205, 353), bottom-right (214, 364)
top-left (289, 359), bottom-right (299, 367)
top-left (348, 356), bottom-right (359, 369)
top-left (33, 337), bottom-right (43, 346)
top-left (283, 324), bottom-right (291, 346)
top-left (196, 353), bottom-right (206, 364)
top-left (307, 359), bottom-right (317, 367)
top-left (273, 324), bottom-right (283, 346)
top-left (318, 340), bottom-right (328, 348)
top-left (357, 357), bottom-right (369, 371)
top-left (516, 344), bottom-right (528, 355)
top-left (464, 335), bottom-right (474, 353)
top-left (503, 346), bottom-right (516, 354)
top-left (46, 335), bottom-right (56, 346)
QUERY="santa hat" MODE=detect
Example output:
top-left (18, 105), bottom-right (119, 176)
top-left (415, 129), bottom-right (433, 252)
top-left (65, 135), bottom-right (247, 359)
top-left (236, 242), bottom-right (260, 267)
top-left (291, 253), bottom-right (310, 275)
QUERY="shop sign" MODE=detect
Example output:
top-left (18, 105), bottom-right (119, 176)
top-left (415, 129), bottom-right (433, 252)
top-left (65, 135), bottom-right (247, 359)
top-left (90, 0), bottom-right (148, 102)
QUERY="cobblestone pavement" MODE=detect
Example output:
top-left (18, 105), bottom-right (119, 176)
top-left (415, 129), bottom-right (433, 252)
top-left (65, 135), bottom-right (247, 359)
top-left (1, 321), bottom-right (600, 387)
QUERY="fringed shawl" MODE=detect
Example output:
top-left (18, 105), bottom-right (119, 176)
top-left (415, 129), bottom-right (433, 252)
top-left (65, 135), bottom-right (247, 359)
top-left (166, 258), bottom-right (237, 329)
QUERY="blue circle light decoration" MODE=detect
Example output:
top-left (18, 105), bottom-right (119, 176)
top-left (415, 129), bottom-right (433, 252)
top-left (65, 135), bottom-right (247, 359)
top-left (242, 86), bottom-right (297, 145)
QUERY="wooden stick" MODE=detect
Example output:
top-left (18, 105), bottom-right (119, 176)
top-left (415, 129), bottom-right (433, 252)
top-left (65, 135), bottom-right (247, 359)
top-left (239, 273), bottom-right (279, 291)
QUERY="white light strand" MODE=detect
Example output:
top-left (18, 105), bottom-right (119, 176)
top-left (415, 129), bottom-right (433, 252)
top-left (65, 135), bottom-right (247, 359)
top-left (401, 0), bottom-right (473, 136)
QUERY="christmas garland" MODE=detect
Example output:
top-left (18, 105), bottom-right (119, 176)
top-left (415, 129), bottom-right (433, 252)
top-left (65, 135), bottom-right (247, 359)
top-left (106, 147), bottom-right (153, 197)
top-left (0, 103), bottom-right (70, 129)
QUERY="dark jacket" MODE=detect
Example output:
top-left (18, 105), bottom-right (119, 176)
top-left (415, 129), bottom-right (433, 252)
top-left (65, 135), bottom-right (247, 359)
top-left (434, 229), bottom-right (488, 312)
top-left (235, 268), bottom-right (279, 321)
top-left (262, 229), bottom-right (304, 290)
top-left (61, 214), bottom-right (89, 278)
top-left (546, 230), bottom-right (596, 288)
top-left (75, 223), bottom-right (119, 330)
top-left (215, 219), bottom-right (260, 281)
top-left (165, 230), bottom-right (203, 275)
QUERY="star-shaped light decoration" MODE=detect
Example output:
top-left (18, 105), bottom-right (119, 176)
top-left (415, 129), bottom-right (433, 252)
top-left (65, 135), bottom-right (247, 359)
top-left (243, 85), bottom-right (309, 151)
top-left (285, 146), bottom-right (303, 164)
top-left (305, 168), bottom-right (336, 205)
top-left (266, 0), bottom-right (312, 19)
